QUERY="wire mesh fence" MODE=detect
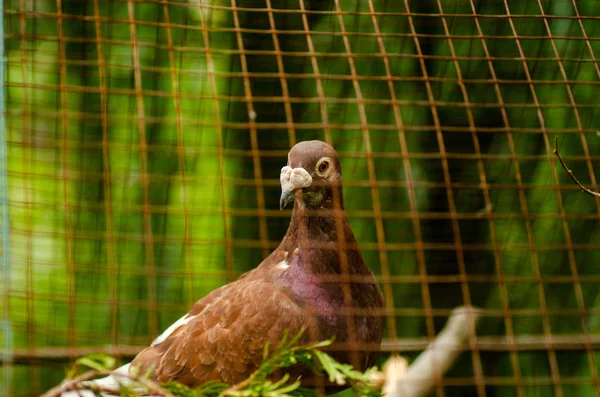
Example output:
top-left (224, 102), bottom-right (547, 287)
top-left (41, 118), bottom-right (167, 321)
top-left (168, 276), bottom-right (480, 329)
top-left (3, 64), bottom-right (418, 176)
top-left (3, 0), bottom-right (600, 395)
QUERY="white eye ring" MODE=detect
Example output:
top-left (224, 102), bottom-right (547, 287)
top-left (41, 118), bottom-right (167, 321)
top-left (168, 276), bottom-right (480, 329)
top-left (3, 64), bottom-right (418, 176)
top-left (315, 157), bottom-right (332, 176)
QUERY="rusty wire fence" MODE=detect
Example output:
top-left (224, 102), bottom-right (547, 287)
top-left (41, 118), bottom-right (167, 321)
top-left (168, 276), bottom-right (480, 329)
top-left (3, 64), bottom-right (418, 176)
top-left (2, 0), bottom-right (600, 396)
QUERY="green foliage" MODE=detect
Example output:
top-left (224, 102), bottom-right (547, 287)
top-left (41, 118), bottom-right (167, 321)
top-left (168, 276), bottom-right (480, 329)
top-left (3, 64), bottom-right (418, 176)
top-left (66, 354), bottom-right (117, 379)
top-left (162, 381), bottom-right (228, 397)
top-left (62, 332), bottom-right (381, 397)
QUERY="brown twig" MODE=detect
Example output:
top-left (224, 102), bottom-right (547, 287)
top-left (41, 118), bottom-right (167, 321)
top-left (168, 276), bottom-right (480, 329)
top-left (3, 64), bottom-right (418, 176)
top-left (553, 136), bottom-right (600, 199)
top-left (42, 367), bottom-right (177, 397)
top-left (40, 370), bottom-right (107, 397)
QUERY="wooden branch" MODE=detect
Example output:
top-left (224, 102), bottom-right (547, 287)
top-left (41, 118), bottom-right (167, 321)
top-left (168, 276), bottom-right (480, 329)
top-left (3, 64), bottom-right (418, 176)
top-left (47, 364), bottom-right (175, 397)
top-left (553, 136), bottom-right (600, 199)
top-left (382, 306), bottom-right (482, 397)
top-left (40, 370), bottom-right (106, 397)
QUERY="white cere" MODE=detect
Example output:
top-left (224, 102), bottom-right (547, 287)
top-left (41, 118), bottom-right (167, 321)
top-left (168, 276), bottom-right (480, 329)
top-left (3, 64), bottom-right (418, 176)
top-left (280, 166), bottom-right (312, 192)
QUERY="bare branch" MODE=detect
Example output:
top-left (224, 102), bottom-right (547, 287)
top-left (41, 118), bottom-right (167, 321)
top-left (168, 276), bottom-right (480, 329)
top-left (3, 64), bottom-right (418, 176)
top-left (382, 305), bottom-right (482, 397)
top-left (49, 365), bottom-right (176, 397)
top-left (553, 136), bottom-right (600, 199)
top-left (40, 370), bottom-right (108, 397)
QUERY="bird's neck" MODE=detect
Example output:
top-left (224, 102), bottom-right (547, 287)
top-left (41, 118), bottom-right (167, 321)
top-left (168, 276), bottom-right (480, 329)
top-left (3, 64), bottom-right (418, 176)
top-left (280, 204), bottom-right (366, 275)
top-left (286, 203), bottom-right (353, 240)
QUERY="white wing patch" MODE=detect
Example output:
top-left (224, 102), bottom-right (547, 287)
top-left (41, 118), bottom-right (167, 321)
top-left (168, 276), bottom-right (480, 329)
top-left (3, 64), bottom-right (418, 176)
top-left (151, 313), bottom-right (196, 346)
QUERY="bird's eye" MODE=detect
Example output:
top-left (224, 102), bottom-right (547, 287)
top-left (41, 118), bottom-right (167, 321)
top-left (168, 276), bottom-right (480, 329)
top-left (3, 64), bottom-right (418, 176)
top-left (316, 158), bottom-right (330, 175)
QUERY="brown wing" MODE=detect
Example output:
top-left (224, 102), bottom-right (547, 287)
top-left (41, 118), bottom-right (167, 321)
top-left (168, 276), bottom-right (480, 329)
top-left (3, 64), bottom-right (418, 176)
top-left (130, 277), bottom-right (318, 387)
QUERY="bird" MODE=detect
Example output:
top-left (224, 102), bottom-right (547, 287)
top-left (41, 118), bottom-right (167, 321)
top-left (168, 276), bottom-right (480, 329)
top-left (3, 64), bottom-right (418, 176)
top-left (61, 140), bottom-right (384, 394)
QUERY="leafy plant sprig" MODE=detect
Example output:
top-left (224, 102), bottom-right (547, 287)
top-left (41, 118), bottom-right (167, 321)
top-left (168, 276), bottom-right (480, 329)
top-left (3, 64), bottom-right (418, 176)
top-left (48, 330), bottom-right (382, 397)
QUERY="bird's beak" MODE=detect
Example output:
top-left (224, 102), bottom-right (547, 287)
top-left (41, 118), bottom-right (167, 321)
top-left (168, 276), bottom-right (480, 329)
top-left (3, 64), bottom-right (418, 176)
top-left (279, 166), bottom-right (312, 210)
top-left (280, 189), bottom-right (295, 210)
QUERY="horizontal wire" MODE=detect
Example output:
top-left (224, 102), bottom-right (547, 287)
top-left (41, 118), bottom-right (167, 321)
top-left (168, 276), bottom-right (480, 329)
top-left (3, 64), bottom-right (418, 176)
top-left (7, 226), bottom-right (600, 251)
top-left (6, 9), bottom-right (600, 39)
top-left (8, 58), bottom-right (600, 86)
top-left (8, 83), bottom-right (600, 109)
top-left (8, 46), bottom-right (600, 66)
top-left (13, 0), bottom-right (599, 21)
top-left (5, 332), bottom-right (600, 365)
top-left (6, 110), bottom-right (600, 136)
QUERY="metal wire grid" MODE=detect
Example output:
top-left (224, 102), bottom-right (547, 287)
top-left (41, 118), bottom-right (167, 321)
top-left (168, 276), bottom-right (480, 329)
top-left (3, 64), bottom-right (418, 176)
top-left (3, 0), bottom-right (600, 396)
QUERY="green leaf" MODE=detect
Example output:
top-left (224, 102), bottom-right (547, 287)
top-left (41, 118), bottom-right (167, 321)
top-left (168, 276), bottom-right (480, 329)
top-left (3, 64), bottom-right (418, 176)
top-left (313, 351), bottom-right (347, 386)
top-left (118, 384), bottom-right (139, 397)
top-left (67, 354), bottom-right (117, 378)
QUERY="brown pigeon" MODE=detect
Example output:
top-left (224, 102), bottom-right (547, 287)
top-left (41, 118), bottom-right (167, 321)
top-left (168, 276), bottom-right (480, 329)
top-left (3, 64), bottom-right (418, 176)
top-left (65, 140), bottom-right (384, 394)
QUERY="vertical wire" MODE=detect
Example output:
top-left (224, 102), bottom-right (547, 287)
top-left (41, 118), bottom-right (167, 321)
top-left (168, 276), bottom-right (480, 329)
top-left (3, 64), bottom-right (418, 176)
top-left (434, 3), bottom-right (487, 395)
top-left (263, 0), bottom-right (296, 146)
top-left (401, 3), bottom-right (455, 395)
top-left (92, 0), bottom-right (119, 349)
top-left (0, 0), bottom-right (14, 393)
top-left (19, 0), bottom-right (39, 392)
top-left (467, 2), bottom-right (525, 395)
top-left (570, 6), bottom-right (600, 393)
top-left (534, 3), bottom-right (600, 393)
top-left (127, 0), bottom-right (159, 339)
top-left (502, 2), bottom-right (564, 395)
top-left (162, 0), bottom-right (195, 307)
top-left (364, 0), bottom-right (404, 345)
top-left (230, 0), bottom-right (270, 260)
top-left (332, 0), bottom-right (390, 370)
top-left (55, 0), bottom-right (77, 355)
top-left (297, 0), bottom-right (332, 144)
top-left (571, 1), bottom-right (600, 87)
top-left (195, 0), bottom-right (234, 283)
top-left (383, 4), bottom-right (439, 369)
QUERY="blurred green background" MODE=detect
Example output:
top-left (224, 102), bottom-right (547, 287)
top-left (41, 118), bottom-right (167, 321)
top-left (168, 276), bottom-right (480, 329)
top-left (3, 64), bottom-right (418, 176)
top-left (3, 0), bottom-right (600, 396)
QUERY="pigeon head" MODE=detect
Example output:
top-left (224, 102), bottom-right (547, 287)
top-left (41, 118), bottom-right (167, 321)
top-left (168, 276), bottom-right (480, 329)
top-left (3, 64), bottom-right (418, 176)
top-left (280, 140), bottom-right (342, 210)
